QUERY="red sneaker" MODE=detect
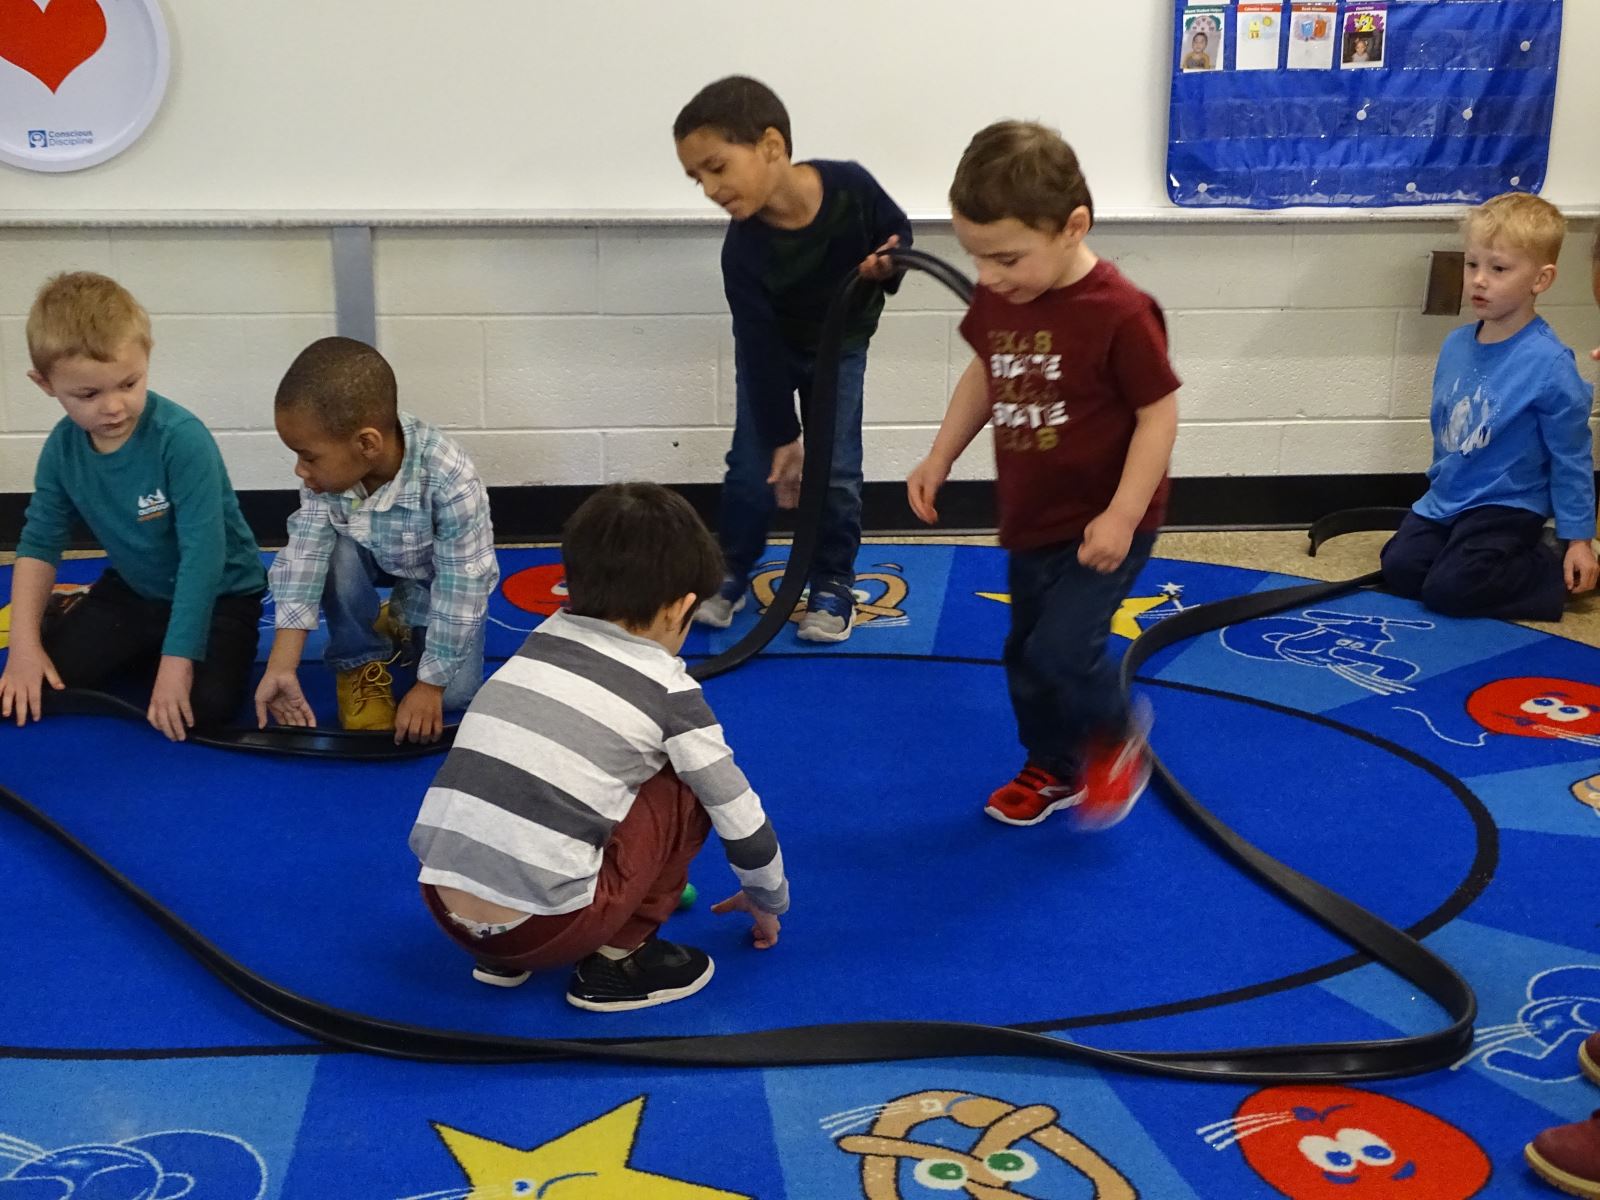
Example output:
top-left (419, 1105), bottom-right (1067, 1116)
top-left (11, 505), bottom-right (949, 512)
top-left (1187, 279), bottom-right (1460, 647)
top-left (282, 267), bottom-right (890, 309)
top-left (1584, 1031), bottom-right (1600, 1087)
top-left (984, 763), bottom-right (1085, 827)
top-left (1071, 701), bottom-right (1154, 832)
top-left (1526, 1111), bottom-right (1600, 1198)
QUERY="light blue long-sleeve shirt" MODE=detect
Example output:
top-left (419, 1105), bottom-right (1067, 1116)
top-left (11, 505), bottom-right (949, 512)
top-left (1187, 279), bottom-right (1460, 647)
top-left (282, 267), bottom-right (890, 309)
top-left (268, 412), bottom-right (497, 688)
top-left (1415, 318), bottom-right (1597, 541)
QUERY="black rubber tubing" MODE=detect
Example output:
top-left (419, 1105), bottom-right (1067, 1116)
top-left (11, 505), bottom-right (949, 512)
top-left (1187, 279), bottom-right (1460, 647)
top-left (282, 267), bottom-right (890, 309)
top-left (1, 249), bottom-right (1475, 1079)
top-left (1307, 507), bottom-right (1410, 557)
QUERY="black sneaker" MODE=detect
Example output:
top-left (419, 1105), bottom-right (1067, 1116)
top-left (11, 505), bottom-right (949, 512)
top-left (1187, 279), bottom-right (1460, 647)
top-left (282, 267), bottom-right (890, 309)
top-left (565, 939), bottom-right (714, 1012)
top-left (472, 960), bottom-right (531, 988)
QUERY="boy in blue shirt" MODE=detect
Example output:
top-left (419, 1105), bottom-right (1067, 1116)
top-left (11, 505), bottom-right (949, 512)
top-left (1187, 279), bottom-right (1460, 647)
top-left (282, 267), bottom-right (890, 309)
top-left (673, 76), bottom-right (912, 642)
top-left (1381, 193), bottom-right (1597, 621)
top-left (0, 272), bottom-right (268, 739)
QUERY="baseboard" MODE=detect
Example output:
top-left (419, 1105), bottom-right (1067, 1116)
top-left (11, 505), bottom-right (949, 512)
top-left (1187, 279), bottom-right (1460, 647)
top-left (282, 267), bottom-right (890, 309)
top-left (0, 475), bottom-right (1436, 552)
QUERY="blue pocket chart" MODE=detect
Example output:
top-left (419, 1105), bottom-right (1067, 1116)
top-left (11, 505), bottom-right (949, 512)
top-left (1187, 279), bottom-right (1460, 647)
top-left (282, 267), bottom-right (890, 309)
top-left (1167, 0), bottom-right (1563, 208)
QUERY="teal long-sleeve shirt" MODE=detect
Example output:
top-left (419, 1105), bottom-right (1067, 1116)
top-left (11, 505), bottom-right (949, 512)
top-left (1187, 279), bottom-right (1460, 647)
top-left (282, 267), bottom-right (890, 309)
top-left (16, 391), bottom-right (267, 661)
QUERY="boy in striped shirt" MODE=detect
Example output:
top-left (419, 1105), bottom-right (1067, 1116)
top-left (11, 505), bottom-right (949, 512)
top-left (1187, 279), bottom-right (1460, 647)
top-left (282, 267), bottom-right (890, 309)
top-left (410, 483), bottom-right (790, 1011)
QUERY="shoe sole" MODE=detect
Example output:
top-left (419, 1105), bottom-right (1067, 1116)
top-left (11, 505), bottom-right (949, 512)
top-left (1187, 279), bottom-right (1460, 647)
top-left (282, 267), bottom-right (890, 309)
top-left (693, 600), bottom-right (745, 630)
top-left (984, 791), bottom-right (1086, 827)
top-left (566, 959), bottom-right (715, 1012)
top-left (472, 967), bottom-right (531, 988)
top-left (1582, 1039), bottom-right (1600, 1086)
top-left (796, 625), bottom-right (852, 643)
top-left (1525, 1143), bottom-right (1600, 1199)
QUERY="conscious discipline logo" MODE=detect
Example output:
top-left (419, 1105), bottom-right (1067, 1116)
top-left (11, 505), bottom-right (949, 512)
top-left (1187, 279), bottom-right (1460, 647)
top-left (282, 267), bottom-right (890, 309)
top-left (0, 0), bottom-right (171, 173)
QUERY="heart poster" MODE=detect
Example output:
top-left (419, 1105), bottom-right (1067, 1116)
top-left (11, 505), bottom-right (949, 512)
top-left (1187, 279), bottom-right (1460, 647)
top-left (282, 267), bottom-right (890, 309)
top-left (0, 0), bottom-right (170, 172)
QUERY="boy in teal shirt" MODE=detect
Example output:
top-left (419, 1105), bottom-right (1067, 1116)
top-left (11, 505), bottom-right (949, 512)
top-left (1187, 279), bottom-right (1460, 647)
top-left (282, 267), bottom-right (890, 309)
top-left (0, 272), bottom-right (267, 740)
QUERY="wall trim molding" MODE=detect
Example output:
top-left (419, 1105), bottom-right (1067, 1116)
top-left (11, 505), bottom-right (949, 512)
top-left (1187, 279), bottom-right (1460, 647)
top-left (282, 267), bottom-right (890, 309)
top-left (0, 475), bottom-right (1442, 552)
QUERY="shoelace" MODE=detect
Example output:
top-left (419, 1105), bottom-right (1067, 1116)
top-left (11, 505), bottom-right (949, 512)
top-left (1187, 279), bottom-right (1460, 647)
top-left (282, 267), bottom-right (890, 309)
top-left (350, 661), bottom-right (393, 713)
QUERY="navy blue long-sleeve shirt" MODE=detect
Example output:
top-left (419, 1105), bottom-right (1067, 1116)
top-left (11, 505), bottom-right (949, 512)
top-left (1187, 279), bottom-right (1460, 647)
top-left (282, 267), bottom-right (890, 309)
top-left (721, 159), bottom-right (912, 448)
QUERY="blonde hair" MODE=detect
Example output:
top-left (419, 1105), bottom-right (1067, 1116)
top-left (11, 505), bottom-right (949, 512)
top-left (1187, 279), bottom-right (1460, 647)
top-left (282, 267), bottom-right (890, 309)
top-left (1462, 192), bottom-right (1566, 265)
top-left (26, 272), bottom-right (153, 376)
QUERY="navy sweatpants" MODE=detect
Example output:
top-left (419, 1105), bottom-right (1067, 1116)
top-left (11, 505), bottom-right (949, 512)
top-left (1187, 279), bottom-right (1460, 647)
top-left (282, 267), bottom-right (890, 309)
top-left (1379, 505), bottom-right (1565, 622)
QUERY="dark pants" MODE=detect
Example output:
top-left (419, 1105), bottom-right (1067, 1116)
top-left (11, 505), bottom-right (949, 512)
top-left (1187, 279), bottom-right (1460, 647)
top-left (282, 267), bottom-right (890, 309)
top-left (422, 767), bottom-right (711, 974)
top-left (1003, 533), bottom-right (1156, 779)
top-left (720, 343), bottom-right (867, 603)
top-left (1380, 506), bottom-right (1565, 622)
top-left (41, 569), bottom-right (265, 729)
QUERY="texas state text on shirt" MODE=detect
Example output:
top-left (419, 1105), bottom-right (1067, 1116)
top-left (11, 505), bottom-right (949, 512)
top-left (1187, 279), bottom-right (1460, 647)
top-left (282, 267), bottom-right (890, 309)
top-left (958, 260), bottom-right (1182, 551)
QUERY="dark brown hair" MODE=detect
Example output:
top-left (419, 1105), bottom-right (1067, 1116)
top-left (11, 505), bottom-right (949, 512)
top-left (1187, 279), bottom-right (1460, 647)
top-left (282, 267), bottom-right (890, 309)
top-left (562, 483), bottom-right (724, 631)
top-left (949, 120), bottom-right (1094, 233)
top-left (673, 75), bottom-right (792, 157)
top-left (275, 336), bottom-right (398, 437)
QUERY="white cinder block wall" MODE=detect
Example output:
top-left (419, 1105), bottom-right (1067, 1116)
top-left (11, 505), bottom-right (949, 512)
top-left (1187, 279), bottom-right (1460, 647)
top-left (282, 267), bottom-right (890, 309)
top-left (1, 221), bottom-right (1596, 501)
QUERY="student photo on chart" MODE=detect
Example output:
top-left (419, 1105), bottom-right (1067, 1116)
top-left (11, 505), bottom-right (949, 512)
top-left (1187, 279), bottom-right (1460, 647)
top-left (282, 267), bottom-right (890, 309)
top-left (1182, 15), bottom-right (1221, 71)
top-left (1342, 19), bottom-right (1384, 67)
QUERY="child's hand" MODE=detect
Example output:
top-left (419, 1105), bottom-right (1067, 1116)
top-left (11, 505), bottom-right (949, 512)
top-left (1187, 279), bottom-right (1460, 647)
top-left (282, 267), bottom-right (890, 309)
top-left (0, 645), bottom-right (63, 727)
top-left (395, 680), bottom-right (445, 745)
top-left (711, 891), bottom-right (781, 949)
top-left (1079, 510), bottom-right (1136, 574)
top-left (1565, 540), bottom-right (1599, 594)
top-left (255, 668), bottom-right (316, 729)
top-left (906, 456), bottom-right (950, 525)
top-left (768, 439), bottom-right (805, 509)
top-left (147, 655), bottom-right (196, 742)
top-left (858, 234), bottom-right (901, 282)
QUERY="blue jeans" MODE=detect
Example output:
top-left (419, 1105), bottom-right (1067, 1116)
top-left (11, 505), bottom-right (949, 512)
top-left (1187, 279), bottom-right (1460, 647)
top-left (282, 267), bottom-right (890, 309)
top-left (1003, 533), bottom-right (1156, 778)
top-left (322, 536), bottom-right (485, 711)
top-left (719, 342), bottom-right (867, 602)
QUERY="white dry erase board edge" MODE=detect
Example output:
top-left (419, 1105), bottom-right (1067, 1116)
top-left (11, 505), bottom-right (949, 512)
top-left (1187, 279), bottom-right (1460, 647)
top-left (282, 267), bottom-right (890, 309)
top-left (0, 1), bottom-right (1593, 219)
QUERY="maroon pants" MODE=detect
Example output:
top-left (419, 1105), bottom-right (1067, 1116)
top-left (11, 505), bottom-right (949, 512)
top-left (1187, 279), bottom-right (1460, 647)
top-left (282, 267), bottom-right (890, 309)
top-left (422, 767), bottom-right (711, 974)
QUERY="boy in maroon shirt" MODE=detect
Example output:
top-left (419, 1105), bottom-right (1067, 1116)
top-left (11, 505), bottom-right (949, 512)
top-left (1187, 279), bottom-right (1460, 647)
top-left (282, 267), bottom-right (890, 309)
top-left (908, 121), bottom-right (1180, 829)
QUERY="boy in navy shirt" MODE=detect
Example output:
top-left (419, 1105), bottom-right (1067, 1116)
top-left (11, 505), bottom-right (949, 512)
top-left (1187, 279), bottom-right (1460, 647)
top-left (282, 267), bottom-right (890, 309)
top-left (1381, 192), bottom-right (1597, 621)
top-left (674, 76), bottom-right (911, 642)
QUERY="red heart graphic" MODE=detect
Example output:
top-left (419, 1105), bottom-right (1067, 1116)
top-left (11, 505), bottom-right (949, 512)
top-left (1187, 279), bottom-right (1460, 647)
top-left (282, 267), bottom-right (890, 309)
top-left (0, 0), bottom-right (107, 94)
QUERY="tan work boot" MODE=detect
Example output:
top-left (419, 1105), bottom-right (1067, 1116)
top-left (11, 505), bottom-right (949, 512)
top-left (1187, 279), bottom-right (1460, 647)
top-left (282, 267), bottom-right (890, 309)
top-left (336, 660), bottom-right (397, 731)
top-left (373, 600), bottom-right (416, 667)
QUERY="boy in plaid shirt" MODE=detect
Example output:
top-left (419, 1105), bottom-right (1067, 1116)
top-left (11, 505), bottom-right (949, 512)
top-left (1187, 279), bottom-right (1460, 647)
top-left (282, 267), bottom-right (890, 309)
top-left (255, 337), bottom-right (497, 742)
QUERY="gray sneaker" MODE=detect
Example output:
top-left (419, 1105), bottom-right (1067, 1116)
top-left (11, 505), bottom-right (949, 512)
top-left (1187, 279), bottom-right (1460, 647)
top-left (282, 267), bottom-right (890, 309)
top-left (796, 591), bottom-right (854, 643)
top-left (694, 592), bottom-right (746, 629)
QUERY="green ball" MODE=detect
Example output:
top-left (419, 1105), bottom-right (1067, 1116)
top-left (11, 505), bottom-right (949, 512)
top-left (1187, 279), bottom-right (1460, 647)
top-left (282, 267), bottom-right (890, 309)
top-left (678, 883), bottom-right (698, 911)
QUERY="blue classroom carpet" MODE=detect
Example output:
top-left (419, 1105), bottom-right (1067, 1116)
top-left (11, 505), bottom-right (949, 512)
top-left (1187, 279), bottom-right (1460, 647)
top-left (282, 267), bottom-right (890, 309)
top-left (1, 542), bottom-right (1598, 1198)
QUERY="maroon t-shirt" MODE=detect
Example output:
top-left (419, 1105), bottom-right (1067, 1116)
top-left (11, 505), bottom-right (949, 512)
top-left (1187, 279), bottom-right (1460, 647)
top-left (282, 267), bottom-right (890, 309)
top-left (958, 260), bottom-right (1181, 551)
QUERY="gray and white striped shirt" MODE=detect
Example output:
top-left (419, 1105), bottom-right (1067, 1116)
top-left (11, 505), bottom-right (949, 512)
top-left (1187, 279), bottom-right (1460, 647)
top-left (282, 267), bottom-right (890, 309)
top-left (410, 610), bottom-right (788, 917)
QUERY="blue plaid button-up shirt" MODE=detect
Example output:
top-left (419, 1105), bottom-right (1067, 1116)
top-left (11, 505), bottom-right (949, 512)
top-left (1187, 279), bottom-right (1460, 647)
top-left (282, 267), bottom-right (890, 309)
top-left (269, 412), bottom-right (497, 687)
